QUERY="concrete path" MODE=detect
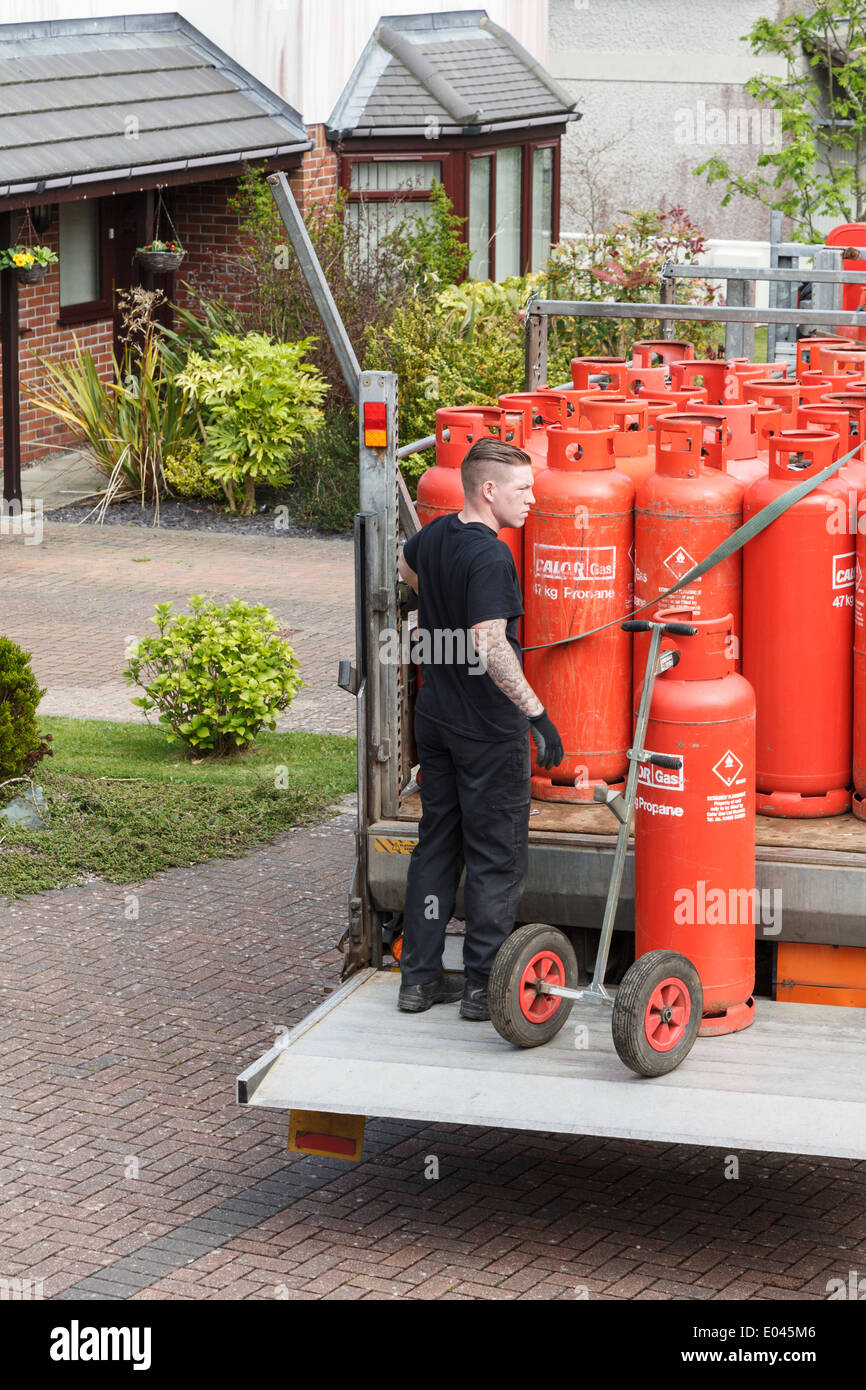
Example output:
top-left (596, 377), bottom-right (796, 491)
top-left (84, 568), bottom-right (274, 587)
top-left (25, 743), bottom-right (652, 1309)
top-left (22, 448), bottom-right (106, 511)
top-left (0, 521), bottom-right (355, 734)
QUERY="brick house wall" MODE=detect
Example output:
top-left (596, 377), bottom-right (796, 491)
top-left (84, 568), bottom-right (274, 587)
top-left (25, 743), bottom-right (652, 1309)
top-left (0, 212), bottom-right (114, 464)
top-left (289, 123), bottom-right (339, 213)
top-left (1, 126), bottom-right (339, 464)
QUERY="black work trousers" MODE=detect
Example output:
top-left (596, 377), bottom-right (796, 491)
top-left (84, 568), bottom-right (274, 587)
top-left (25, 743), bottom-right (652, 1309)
top-left (400, 708), bottom-right (531, 988)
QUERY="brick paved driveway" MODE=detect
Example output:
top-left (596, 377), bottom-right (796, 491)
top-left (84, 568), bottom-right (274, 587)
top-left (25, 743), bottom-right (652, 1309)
top-left (0, 521), bottom-right (355, 733)
top-left (2, 805), bottom-right (864, 1303)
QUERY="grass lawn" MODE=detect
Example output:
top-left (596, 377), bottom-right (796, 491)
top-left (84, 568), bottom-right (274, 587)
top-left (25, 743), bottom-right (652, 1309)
top-left (0, 718), bottom-right (357, 898)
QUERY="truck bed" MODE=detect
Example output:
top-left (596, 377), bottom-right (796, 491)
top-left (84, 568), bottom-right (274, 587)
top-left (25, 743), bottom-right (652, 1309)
top-left (238, 964), bottom-right (866, 1160)
top-left (367, 790), bottom-right (866, 945)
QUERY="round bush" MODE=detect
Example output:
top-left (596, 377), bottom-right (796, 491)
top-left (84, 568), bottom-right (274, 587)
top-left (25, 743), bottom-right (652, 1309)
top-left (163, 439), bottom-right (223, 501)
top-left (0, 637), bottom-right (52, 798)
top-left (123, 597), bottom-right (303, 756)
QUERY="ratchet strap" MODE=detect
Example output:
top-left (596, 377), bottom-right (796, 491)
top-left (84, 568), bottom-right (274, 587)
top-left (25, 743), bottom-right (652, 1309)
top-left (521, 437), bottom-right (863, 654)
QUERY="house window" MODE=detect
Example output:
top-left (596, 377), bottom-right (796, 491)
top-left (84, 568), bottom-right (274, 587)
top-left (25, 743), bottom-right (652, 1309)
top-left (345, 159), bottom-right (442, 264)
top-left (59, 200), bottom-right (101, 309)
top-left (468, 156), bottom-right (492, 279)
top-left (494, 147), bottom-right (522, 281)
top-left (531, 146), bottom-right (555, 271)
top-left (467, 142), bottom-right (555, 281)
top-left (349, 161), bottom-right (441, 193)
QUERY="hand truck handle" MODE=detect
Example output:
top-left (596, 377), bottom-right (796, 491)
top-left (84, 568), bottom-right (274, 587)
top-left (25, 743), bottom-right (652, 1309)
top-left (649, 753), bottom-right (683, 770)
top-left (620, 620), bottom-right (698, 636)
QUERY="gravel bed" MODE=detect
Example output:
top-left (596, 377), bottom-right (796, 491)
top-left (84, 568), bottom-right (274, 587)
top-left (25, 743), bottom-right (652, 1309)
top-left (45, 495), bottom-right (352, 540)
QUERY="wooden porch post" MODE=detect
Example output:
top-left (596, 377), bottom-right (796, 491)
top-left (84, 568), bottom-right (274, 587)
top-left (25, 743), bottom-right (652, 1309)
top-left (1, 209), bottom-right (22, 507)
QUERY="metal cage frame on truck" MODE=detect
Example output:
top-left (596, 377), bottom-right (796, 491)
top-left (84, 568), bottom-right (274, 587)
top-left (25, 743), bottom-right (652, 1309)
top-left (237, 177), bottom-right (866, 1162)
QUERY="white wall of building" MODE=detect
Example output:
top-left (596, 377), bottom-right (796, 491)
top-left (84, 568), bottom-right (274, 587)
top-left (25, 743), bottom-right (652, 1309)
top-left (549, 0), bottom-right (798, 246)
top-left (5, 0), bottom-right (549, 124)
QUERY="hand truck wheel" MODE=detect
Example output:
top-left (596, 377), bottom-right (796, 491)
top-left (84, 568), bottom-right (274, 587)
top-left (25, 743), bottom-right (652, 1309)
top-left (612, 949), bottom-right (702, 1077)
top-left (489, 923), bottom-right (578, 1049)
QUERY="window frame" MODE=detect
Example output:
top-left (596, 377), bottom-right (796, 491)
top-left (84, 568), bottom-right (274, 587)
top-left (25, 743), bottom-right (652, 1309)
top-left (340, 152), bottom-right (454, 204)
top-left (525, 138), bottom-right (560, 274)
top-left (337, 134), bottom-right (563, 281)
top-left (57, 196), bottom-right (112, 326)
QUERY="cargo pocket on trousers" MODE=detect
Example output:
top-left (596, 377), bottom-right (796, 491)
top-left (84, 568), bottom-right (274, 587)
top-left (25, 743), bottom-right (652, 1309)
top-left (490, 739), bottom-right (532, 815)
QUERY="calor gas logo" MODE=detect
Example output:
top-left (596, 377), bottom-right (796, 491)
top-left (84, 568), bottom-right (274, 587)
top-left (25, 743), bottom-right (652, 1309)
top-left (533, 544), bottom-right (616, 582)
top-left (833, 552), bottom-right (856, 591)
top-left (638, 754), bottom-right (685, 793)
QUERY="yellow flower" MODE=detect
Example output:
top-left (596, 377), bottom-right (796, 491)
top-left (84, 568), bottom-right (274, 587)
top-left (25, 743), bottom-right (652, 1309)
top-left (12, 251), bottom-right (34, 267)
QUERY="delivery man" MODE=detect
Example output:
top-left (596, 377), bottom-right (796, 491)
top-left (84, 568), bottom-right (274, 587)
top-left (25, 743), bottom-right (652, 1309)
top-left (396, 437), bottom-right (564, 1021)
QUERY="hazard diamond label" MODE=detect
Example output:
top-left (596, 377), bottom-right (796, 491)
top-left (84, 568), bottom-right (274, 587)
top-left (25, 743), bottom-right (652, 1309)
top-left (713, 750), bottom-right (744, 787)
top-left (663, 546), bottom-right (698, 581)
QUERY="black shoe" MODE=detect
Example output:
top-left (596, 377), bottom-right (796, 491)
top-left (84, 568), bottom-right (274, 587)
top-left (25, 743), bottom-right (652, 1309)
top-left (398, 974), bottom-right (465, 1013)
top-left (460, 983), bottom-right (490, 1021)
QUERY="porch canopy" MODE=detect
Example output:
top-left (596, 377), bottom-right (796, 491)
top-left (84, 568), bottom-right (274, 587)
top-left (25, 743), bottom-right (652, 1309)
top-left (0, 11), bottom-right (311, 502)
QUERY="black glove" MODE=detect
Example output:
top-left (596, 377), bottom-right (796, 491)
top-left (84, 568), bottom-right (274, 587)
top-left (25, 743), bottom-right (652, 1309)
top-left (529, 709), bottom-right (564, 770)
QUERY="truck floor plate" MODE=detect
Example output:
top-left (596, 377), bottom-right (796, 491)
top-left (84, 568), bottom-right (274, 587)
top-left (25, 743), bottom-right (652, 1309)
top-left (237, 969), bottom-right (866, 1160)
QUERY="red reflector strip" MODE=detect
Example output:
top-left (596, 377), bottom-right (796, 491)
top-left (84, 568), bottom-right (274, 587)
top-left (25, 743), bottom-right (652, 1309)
top-left (364, 401), bottom-right (388, 448)
top-left (296, 1131), bottom-right (358, 1157)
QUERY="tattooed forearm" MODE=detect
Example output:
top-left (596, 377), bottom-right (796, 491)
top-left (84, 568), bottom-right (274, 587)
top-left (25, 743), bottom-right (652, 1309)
top-left (472, 619), bottom-right (543, 718)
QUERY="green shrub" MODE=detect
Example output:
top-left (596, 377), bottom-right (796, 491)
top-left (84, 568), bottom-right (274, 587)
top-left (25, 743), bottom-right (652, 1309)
top-left (29, 288), bottom-right (196, 506)
top-left (158, 288), bottom-right (245, 375)
top-left (0, 638), bottom-right (52, 799)
top-left (124, 597), bottom-right (303, 756)
top-left (543, 206), bottom-right (723, 376)
top-left (385, 180), bottom-right (471, 293)
top-left (289, 404), bottom-right (359, 533)
top-left (163, 438), bottom-right (223, 501)
top-left (365, 281), bottom-right (526, 496)
top-left (176, 333), bottom-right (328, 514)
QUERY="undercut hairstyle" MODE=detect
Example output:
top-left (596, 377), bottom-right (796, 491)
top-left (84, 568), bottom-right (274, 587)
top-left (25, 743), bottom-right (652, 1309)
top-left (461, 438), bottom-right (533, 499)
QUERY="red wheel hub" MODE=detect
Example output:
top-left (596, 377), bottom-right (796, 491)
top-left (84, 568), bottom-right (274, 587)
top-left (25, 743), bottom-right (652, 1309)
top-left (518, 949), bottom-right (566, 1024)
top-left (643, 976), bottom-right (690, 1052)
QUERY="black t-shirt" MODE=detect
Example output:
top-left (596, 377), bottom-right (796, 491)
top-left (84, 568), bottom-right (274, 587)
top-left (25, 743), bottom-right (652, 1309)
top-left (402, 513), bottom-right (528, 742)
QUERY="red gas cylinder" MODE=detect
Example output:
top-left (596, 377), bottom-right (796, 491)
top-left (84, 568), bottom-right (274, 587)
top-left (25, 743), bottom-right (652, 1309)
top-left (418, 407), bottom-right (526, 577)
top-left (524, 425), bottom-right (634, 802)
top-left (798, 403), bottom-right (866, 491)
top-left (570, 357), bottom-right (629, 393)
top-left (669, 359), bottom-right (739, 404)
top-left (637, 386), bottom-right (709, 411)
top-left (818, 345), bottom-right (866, 378)
top-left (743, 428), bottom-right (855, 817)
top-left (695, 404), bottom-right (768, 485)
top-left (821, 391), bottom-right (866, 464)
top-left (798, 369), bottom-right (865, 402)
top-left (634, 415), bottom-right (744, 686)
top-left (577, 394), bottom-right (654, 487)
top-left (498, 392), bottom-right (568, 472)
top-left (634, 613), bottom-right (756, 1035)
top-left (742, 379), bottom-right (801, 425)
top-left (632, 340), bottom-right (695, 369)
top-left (796, 336), bottom-right (851, 379)
top-left (755, 404), bottom-right (783, 456)
top-left (537, 385), bottom-right (596, 423)
top-left (855, 515), bottom-right (866, 819)
top-left (625, 364), bottom-right (669, 395)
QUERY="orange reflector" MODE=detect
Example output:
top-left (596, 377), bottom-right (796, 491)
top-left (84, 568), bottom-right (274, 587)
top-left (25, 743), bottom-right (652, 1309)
top-left (364, 401), bottom-right (388, 448)
top-left (288, 1109), bottom-right (365, 1161)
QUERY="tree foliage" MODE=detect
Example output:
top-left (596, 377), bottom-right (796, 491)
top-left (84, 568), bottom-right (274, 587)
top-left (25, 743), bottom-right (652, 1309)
top-left (696, 0), bottom-right (866, 238)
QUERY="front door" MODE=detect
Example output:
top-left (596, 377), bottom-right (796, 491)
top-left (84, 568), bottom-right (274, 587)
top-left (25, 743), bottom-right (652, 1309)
top-left (108, 191), bottom-right (146, 359)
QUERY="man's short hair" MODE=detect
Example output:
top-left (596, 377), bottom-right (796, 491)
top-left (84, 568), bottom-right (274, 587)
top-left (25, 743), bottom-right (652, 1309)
top-left (461, 438), bottom-right (533, 499)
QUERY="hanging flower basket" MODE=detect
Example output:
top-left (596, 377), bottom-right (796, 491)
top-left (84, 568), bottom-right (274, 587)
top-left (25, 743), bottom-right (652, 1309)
top-left (136, 240), bottom-right (186, 273)
top-left (16, 262), bottom-right (49, 284)
top-left (0, 244), bottom-right (58, 283)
